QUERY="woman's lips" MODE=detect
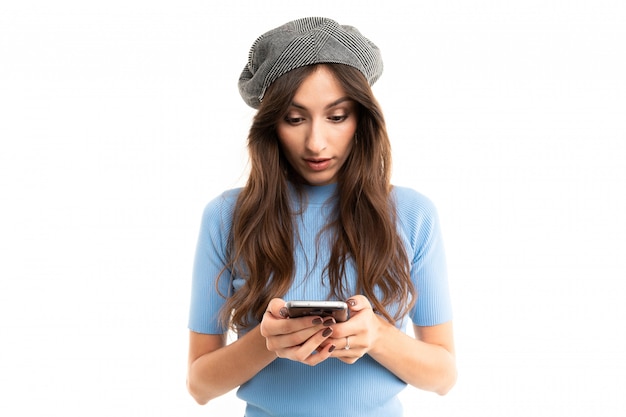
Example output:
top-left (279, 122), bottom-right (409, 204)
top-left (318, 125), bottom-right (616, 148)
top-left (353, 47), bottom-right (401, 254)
top-left (304, 158), bottom-right (331, 171)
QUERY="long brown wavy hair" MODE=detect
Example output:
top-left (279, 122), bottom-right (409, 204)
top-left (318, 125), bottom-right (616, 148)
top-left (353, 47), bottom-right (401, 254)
top-left (220, 63), bottom-right (415, 330)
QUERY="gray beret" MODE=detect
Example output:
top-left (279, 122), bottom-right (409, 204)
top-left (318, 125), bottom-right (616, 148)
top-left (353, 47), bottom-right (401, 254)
top-left (238, 17), bottom-right (383, 109)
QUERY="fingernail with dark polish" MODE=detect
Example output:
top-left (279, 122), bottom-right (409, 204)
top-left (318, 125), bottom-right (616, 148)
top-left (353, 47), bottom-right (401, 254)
top-left (312, 318), bottom-right (323, 325)
top-left (323, 318), bottom-right (335, 326)
top-left (347, 299), bottom-right (356, 307)
top-left (322, 327), bottom-right (333, 337)
top-left (279, 307), bottom-right (288, 318)
top-left (329, 345), bottom-right (336, 353)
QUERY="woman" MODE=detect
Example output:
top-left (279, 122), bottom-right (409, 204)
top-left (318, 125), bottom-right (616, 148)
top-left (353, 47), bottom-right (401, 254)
top-left (187, 17), bottom-right (456, 416)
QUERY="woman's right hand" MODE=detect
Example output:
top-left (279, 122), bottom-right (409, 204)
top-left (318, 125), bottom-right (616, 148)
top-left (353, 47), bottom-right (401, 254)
top-left (260, 298), bottom-right (337, 366)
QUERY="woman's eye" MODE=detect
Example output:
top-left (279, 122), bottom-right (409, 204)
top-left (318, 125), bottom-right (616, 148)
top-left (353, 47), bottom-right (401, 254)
top-left (285, 116), bottom-right (304, 125)
top-left (328, 114), bottom-right (347, 122)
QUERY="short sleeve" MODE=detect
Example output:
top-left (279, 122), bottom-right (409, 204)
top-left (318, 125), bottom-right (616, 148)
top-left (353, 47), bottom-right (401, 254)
top-left (394, 187), bottom-right (453, 327)
top-left (188, 190), bottom-right (239, 334)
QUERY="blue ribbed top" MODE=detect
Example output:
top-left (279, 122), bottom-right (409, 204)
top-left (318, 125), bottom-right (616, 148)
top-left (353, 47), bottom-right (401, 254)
top-left (189, 183), bottom-right (452, 416)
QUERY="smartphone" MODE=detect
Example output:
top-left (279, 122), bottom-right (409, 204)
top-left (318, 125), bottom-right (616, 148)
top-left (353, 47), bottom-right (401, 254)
top-left (285, 300), bottom-right (349, 322)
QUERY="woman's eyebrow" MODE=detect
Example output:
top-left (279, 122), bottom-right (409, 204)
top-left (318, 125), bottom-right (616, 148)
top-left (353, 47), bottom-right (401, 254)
top-left (290, 96), bottom-right (352, 110)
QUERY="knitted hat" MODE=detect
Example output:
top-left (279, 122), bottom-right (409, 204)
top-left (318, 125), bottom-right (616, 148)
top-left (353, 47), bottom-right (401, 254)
top-left (238, 17), bottom-right (383, 109)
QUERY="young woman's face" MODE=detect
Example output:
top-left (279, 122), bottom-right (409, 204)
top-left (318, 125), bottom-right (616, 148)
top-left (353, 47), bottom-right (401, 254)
top-left (276, 66), bottom-right (357, 186)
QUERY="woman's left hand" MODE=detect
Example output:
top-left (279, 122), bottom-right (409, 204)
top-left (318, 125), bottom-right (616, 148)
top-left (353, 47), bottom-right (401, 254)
top-left (318, 295), bottom-right (457, 394)
top-left (323, 295), bottom-right (387, 364)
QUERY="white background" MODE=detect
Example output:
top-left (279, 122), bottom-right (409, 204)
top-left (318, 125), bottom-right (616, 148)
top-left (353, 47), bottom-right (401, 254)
top-left (1, 1), bottom-right (625, 415)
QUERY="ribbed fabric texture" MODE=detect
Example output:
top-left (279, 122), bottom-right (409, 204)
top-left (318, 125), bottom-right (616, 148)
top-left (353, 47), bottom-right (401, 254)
top-left (188, 183), bottom-right (452, 416)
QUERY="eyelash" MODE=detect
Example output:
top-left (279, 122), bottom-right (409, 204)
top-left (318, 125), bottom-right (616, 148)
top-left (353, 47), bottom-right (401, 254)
top-left (329, 114), bottom-right (348, 122)
top-left (284, 117), bottom-right (304, 125)
top-left (284, 114), bottom-right (348, 125)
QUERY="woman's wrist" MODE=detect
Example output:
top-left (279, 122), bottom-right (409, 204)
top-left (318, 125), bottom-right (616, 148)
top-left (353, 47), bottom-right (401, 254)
top-left (367, 314), bottom-right (399, 358)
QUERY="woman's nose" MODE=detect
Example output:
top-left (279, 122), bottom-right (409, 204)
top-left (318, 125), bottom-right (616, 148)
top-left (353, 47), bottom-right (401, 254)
top-left (305, 120), bottom-right (327, 153)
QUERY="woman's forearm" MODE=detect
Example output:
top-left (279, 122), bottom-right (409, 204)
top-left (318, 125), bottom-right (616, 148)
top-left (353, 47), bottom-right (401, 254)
top-left (187, 326), bottom-right (277, 404)
top-left (368, 321), bottom-right (457, 395)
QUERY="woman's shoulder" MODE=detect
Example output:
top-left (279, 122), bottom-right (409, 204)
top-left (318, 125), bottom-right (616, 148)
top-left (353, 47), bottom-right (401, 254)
top-left (391, 185), bottom-right (441, 236)
top-left (201, 187), bottom-right (243, 221)
top-left (391, 185), bottom-right (444, 260)
top-left (391, 185), bottom-right (438, 216)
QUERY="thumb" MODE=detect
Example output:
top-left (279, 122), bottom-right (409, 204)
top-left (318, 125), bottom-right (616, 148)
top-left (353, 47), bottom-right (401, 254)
top-left (266, 298), bottom-right (288, 319)
top-left (345, 295), bottom-right (372, 314)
